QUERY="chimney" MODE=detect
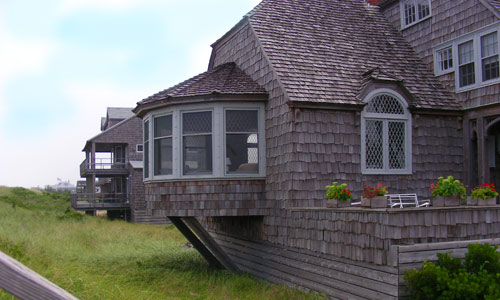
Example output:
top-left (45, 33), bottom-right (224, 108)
top-left (366, 0), bottom-right (380, 5)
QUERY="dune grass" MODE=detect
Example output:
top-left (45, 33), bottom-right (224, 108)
top-left (0, 187), bottom-right (325, 300)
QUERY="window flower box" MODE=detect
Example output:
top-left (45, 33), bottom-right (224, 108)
top-left (433, 195), bottom-right (460, 207)
top-left (361, 196), bottom-right (388, 208)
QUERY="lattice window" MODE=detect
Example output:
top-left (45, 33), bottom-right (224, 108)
top-left (362, 91), bottom-right (411, 174)
top-left (365, 94), bottom-right (405, 115)
top-left (225, 110), bottom-right (259, 174)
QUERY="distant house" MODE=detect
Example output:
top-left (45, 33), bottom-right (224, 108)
top-left (72, 107), bottom-right (167, 224)
top-left (133, 0), bottom-right (500, 298)
top-left (46, 179), bottom-right (76, 193)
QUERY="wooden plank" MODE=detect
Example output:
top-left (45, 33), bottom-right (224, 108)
top-left (397, 238), bottom-right (500, 253)
top-left (226, 247), bottom-right (370, 300)
top-left (399, 248), bottom-right (468, 264)
top-left (168, 217), bottom-right (224, 269)
top-left (214, 232), bottom-right (398, 282)
top-left (217, 237), bottom-right (398, 299)
top-left (182, 217), bottom-right (240, 273)
top-left (0, 250), bottom-right (79, 300)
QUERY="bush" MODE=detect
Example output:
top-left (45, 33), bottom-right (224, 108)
top-left (429, 176), bottom-right (466, 199)
top-left (404, 243), bottom-right (500, 300)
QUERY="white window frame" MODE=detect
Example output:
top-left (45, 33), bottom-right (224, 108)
top-left (143, 102), bottom-right (266, 181)
top-left (434, 44), bottom-right (454, 76)
top-left (361, 89), bottom-right (412, 175)
top-left (400, 0), bottom-right (432, 30)
top-left (153, 113), bottom-right (174, 176)
top-left (434, 23), bottom-right (500, 92)
top-left (136, 144), bottom-right (143, 152)
top-left (143, 120), bottom-right (150, 179)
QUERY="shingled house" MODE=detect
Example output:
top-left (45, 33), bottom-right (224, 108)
top-left (134, 0), bottom-right (500, 298)
top-left (72, 107), bottom-right (167, 224)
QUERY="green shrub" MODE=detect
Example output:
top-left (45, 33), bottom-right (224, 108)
top-left (404, 243), bottom-right (500, 300)
top-left (429, 176), bottom-right (466, 199)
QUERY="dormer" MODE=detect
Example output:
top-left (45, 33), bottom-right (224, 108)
top-left (400, 0), bottom-right (431, 29)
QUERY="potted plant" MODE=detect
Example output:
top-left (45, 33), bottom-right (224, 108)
top-left (325, 182), bottom-right (352, 208)
top-left (361, 184), bottom-right (388, 208)
top-left (469, 184), bottom-right (498, 206)
top-left (430, 176), bottom-right (466, 207)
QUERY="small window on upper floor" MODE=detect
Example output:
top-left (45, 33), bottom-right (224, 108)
top-left (136, 144), bottom-right (144, 152)
top-left (435, 46), bottom-right (453, 75)
top-left (401, 0), bottom-right (431, 29)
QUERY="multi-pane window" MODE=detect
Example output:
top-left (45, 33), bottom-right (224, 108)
top-left (143, 104), bottom-right (264, 180)
top-left (401, 0), bottom-right (431, 28)
top-left (225, 110), bottom-right (259, 174)
top-left (436, 47), bottom-right (453, 74)
top-left (458, 40), bottom-right (475, 87)
top-left (182, 111), bottom-right (213, 175)
top-left (143, 120), bottom-right (149, 178)
top-left (154, 115), bottom-right (173, 175)
top-left (435, 27), bottom-right (500, 91)
top-left (362, 91), bottom-right (411, 174)
top-left (481, 32), bottom-right (499, 81)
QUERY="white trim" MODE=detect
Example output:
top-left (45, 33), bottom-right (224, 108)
top-left (400, 0), bottom-right (432, 30)
top-left (143, 102), bottom-right (266, 181)
top-left (433, 44), bottom-right (454, 76)
top-left (361, 89), bottom-right (412, 175)
top-left (434, 22), bottom-right (500, 92)
top-left (136, 144), bottom-right (143, 153)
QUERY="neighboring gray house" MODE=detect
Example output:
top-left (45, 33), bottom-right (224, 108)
top-left (133, 0), bottom-right (500, 298)
top-left (72, 107), bottom-right (167, 224)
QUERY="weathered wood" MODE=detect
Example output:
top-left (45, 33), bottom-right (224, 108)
top-left (0, 250), bottom-right (78, 300)
top-left (397, 238), bottom-right (500, 253)
top-left (168, 217), bottom-right (224, 269)
top-left (182, 217), bottom-right (240, 273)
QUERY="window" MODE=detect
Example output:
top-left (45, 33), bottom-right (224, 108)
top-left (401, 0), bottom-right (431, 29)
top-left (434, 25), bottom-right (500, 91)
top-left (361, 90), bottom-right (412, 174)
top-left (182, 111), bottom-right (212, 175)
top-left (143, 103), bottom-right (265, 180)
top-left (154, 114), bottom-right (173, 175)
top-left (435, 46), bottom-right (453, 75)
top-left (136, 144), bottom-right (144, 152)
top-left (481, 32), bottom-right (499, 81)
top-left (225, 110), bottom-right (259, 174)
top-left (143, 120), bottom-right (149, 178)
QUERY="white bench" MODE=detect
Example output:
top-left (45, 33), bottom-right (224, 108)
top-left (387, 193), bottom-right (430, 208)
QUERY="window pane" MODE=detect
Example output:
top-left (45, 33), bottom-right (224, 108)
top-left (365, 94), bottom-right (404, 115)
top-left (226, 134), bottom-right (259, 173)
top-left (226, 110), bottom-right (258, 132)
top-left (183, 111), bottom-right (212, 134)
top-left (405, 3), bottom-right (416, 25)
top-left (481, 32), bottom-right (498, 58)
top-left (365, 120), bottom-right (383, 169)
top-left (183, 135), bottom-right (212, 175)
top-left (417, 2), bottom-right (430, 19)
top-left (459, 63), bottom-right (475, 87)
top-left (144, 141), bottom-right (149, 178)
top-left (389, 122), bottom-right (406, 169)
top-left (459, 41), bottom-right (474, 65)
top-left (482, 56), bottom-right (499, 81)
top-left (154, 137), bottom-right (173, 175)
top-left (144, 120), bottom-right (149, 141)
top-left (438, 47), bottom-right (453, 71)
top-left (154, 115), bottom-right (172, 137)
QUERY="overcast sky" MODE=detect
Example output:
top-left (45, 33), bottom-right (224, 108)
top-left (0, 0), bottom-right (260, 188)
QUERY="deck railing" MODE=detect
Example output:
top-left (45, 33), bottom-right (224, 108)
top-left (71, 192), bottom-right (129, 206)
top-left (80, 158), bottom-right (127, 173)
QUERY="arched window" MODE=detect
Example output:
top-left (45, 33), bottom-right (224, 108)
top-left (361, 89), bottom-right (412, 174)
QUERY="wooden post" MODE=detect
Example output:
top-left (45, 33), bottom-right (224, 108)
top-left (168, 217), bottom-right (224, 270)
top-left (182, 217), bottom-right (240, 274)
top-left (0, 250), bottom-right (79, 300)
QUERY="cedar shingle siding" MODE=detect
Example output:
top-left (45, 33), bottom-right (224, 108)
top-left (134, 0), bottom-right (500, 298)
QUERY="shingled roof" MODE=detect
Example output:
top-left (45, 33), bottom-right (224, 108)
top-left (244, 0), bottom-right (460, 110)
top-left (140, 63), bottom-right (267, 105)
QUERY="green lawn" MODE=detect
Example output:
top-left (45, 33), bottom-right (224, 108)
top-left (0, 187), bottom-right (325, 300)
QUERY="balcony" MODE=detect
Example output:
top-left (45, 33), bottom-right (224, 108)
top-left (80, 158), bottom-right (129, 177)
top-left (70, 192), bottom-right (130, 210)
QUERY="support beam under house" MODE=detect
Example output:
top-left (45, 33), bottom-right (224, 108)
top-left (168, 217), bottom-right (240, 273)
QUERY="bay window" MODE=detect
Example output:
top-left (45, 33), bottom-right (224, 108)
top-left (143, 120), bottom-right (149, 179)
top-left (143, 103), bottom-right (265, 180)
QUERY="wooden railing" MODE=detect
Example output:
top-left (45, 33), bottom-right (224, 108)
top-left (0, 250), bottom-right (78, 300)
top-left (71, 193), bottom-right (128, 205)
top-left (80, 158), bottom-right (127, 172)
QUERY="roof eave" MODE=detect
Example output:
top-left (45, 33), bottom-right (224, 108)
top-left (134, 93), bottom-right (268, 118)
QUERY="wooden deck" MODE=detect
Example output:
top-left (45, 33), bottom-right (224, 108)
top-left (0, 250), bottom-right (78, 300)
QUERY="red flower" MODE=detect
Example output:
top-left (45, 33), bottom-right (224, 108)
top-left (342, 189), bottom-right (347, 193)
top-left (492, 188), bottom-right (496, 192)
top-left (347, 191), bottom-right (351, 195)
